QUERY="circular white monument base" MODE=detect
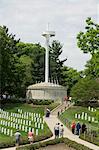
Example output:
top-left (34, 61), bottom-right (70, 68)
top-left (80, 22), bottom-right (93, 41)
top-left (26, 82), bottom-right (67, 101)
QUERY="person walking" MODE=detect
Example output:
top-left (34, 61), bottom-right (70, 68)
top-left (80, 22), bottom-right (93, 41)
top-left (46, 108), bottom-right (50, 117)
top-left (14, 130), bottom-right (21, 147)
top-left (54, 123), bottom-right (60, 138)
top-left (76, 121), bottom-right (81, 136)
top-left (71, 121), bottom-right (76, 134)
top-left (28, 129), bottom-right (34, 144)
top-left (82, 123), bottom-right (87, 133)
top-left (59, 124), bottom-right (64, 138)
top-left (57, 123), bottom-right (60, 138)
top-left (57, 111), bottom-right (60, 117)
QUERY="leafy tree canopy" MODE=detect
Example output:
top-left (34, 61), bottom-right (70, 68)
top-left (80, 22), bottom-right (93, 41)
top-left (49, 40), bottom-right (67, 83)
top-left (0, 26), bottom-right (20, 96)
top-left (61, 66), bottom-right (81, 95)
top-left (77, 18), bottom-right (99, 78)
top-left (77, 17), bottom-right (99, 55)
top-left (71, 77), bottom-right (99, 102)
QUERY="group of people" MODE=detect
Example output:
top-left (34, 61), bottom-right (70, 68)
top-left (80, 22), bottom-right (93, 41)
top-left (71, 121), bottom-right (87, 136)
top-left (14, 129), bottom-right (34, 147)
top-left (54, 123), bottom-right (64, 138)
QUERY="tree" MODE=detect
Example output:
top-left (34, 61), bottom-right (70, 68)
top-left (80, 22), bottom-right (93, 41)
top-left (49, 40), bottom-right (67, 83)
top-left (16, 42), bottom-right (45, 84)
top-left (71, 77), bottom-right (99, 102)
top-left (77, 18), bottom-right (99, 78)
top-left (0, 26), bottom-right (19, 97)
top-left (61, 66), bottom-right (81, 95)
top-left (85, 52), bottom-right (99, 78)
top-left (77, 17), bottom-right (99, 55)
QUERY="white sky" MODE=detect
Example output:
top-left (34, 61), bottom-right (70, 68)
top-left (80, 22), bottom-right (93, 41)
top-left (0, 0), bottom-right (98, 71)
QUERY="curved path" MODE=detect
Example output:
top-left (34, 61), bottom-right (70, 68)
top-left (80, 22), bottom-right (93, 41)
top-left (1, 103), bottom-right (99, 150)
top-left (44, 115), bottom-right (99, 150)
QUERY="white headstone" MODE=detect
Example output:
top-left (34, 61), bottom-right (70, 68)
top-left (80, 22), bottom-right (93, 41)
top-left (78, 114), bottom-right (81, 119)
top-left (88, 116), bottom-right (91, 122)
top-left (88, 106), bottom-right (91, 111)
top-left (41, 124), bottom-right (44, 130)
top-left (92, 117), bottom-right (95, 122)
top-left (36, 129), bottom-right (38, 135)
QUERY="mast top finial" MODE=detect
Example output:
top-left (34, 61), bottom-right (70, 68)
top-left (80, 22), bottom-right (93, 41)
top-left (47, 22), bottom-right (50, 31)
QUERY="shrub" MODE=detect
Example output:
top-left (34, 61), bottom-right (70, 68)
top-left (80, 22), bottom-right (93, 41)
top-left (27, 99), bottom-right (54, 105)
top-left (16, 138), bottom-right (92, 150)
top-left (0, 98), bottom-right (26, 105)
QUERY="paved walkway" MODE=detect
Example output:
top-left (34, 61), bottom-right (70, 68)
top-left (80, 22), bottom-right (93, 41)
top-left (1, 103), bottom-right (99, 150)
top-left (44, 115), bottom-right (99, 150)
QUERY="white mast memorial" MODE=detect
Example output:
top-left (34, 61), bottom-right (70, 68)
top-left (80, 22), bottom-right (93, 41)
top-left (42, 27), bottom-right (55, 83)
top-left (26, 26), bottom-right (67, 101)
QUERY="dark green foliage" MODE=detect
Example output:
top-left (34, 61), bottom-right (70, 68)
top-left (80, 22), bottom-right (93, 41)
top-left (61, 66), bottom-right (81, 95)
top-left (0, 26), bottom-right (20, 97)
top-left (49, 40), bottom-right (67, 84)
top-left (77, 17), bottom-right (99, 55)
top-left (71, 77), bottom-right (99, 102)
top-left (77, 18), bottom-right (99, 79)
top-left (85, 52), bottom-right (99, 78)
top-left (27, 99), bottom-right (53, 105)
top-left (16, 42), bottom-right (45, 88)
top-left (16, 138), bottom-right (92, 150)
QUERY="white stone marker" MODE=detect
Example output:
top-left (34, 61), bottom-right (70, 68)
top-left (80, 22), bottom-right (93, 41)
top-left (22, 125), bottom-right (25, 131)
top-left (41, 124), bottom-right (44, 130)
top-left (36, 129), bottom-right (38, 135)
top-left (88, 116), bottom-right (91, 122)
top-left (91, 108), bottom-right (94, 112)
top-left (19, 124), bottom-right (21, 130)
top-left (88, 106), bottom-right (91, 111)
top-left (75, 114), bottom-right (77, 118)
top-left (25, 126), bottom-right (28, 132)
top-left (35, 122), bottom-right (37, 128)
top-left (78, 114), bottom-right (81, 119)
top-left (40, 118), bottom-right (42, 123)
top-left (38, 123), bottom-right (40, 129)
top-left (92, 117), bottom-right (95, 122)
top-left (32, 128), bottom-right (34, 133)
top-left (81, 115), bottom-right (84, 120)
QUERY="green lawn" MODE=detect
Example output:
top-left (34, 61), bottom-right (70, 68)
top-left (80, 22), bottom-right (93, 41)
top-left (59, 106), bottom-right (99, 146)
top-left (59, 106), bottom-right (99, 130)
top-left (3, 103), bottom-right (44, 115)
top-left (0, 103), bottom-right (53, 148)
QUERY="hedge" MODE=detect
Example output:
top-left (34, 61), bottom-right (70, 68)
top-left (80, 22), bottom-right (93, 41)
top-left (27, 99), bottom-right (54, 105)
top-left (16, 138), bottom-right (93, 150)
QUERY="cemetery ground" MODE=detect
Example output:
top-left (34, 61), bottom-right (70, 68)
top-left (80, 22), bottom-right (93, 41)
top-left (59, 106), bottom-right (99, 146)
top-left (0, 102), bottom-right (59, 149)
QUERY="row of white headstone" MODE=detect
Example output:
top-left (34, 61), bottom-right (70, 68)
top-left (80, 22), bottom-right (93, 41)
top-left (0, 108), bottom-right (44, 137)
top-left (0, 113), bottom-right (44, 125)
top-left (0, 127), bottom-right (13, 136)
top-left (0, 119), bottom-right (44, 130)
top-left (0, 110), bottom-right (41, 121)
top-left (0, 126), bottom-right (39, 136)
top-left (74, 112), bottom-right (98, 123)
top-left (88, 106), bottom-right (96, 112)
top-left (0, 108), bottom-right (44, 125)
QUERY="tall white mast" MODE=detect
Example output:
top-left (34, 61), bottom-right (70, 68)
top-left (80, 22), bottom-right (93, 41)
top-left (42, 28), bottom-right (55, 83)
top-left (97, 2), bottom-right (99, 23)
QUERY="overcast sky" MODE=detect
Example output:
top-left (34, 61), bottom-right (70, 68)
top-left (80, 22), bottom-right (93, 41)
top-left (0, 0), bottom-right (98, 71)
